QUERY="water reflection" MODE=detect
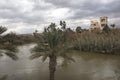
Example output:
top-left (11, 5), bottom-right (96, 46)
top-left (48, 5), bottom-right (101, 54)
top-left (0, 44), bottom-right (120, 80)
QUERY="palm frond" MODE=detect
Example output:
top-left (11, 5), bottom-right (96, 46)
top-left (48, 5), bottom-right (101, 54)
top-left (30, 52), bottom-right (42, 59)
top-left (2, 45), bottom-right (18, 52)
top-left (61, 53), bottom-right (75, 62)
top-left (60, 53), bottom-right (75, 68)
top-left (30, 44), bottom-right (51, 60)
top-left (42, 55), bottom-right (48, 62)
top-left (0, 26), bottom-right (7, 35)
top-left (32, 44), bottom-right (50, 53)
top-left (58, 45), bottom-right (75, 62)
top-left (56, 45), bottom-right (73, 56)
top-left (5, 51), bottom-right (18, 60)
top-left (0, 44), bottom-right (18, 60)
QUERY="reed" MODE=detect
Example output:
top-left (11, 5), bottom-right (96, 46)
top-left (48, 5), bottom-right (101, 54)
top-left (73, 29), bottom-right (120, 54)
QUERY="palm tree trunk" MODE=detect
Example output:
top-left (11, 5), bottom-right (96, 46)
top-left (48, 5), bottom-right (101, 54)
top-left (49, 55), bottom-right (57, 80)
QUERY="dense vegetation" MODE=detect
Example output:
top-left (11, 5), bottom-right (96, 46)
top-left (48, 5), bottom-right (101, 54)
top-left (73, 28), bottom-right (120, 54)
top-left (0, 21), bottom-right (120, 80)
top-left (0, 32), bottom-right (35, 45)
top-left (0, 26), bottom-right (18, 60)
top-left (0, 26), bottom-right (35, 60)
top-left (0, 22), bottom-right (120, 60)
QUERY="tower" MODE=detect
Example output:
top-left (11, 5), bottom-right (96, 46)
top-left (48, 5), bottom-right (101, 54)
top-left (100, 16), bottom-right (108, 29)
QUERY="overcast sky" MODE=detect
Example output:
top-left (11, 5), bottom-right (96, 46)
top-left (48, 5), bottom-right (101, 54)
top-left (0, 0), bottom-right (120, 34)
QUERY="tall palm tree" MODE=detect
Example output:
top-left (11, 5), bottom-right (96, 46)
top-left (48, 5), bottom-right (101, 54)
top-left (30, 23), bottom-right (74, 80)
top-left (0, 26), bottom-right (18, 60)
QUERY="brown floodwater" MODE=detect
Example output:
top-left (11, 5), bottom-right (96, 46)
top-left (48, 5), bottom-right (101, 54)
top-left (0, 44), bottom-right (120, 80)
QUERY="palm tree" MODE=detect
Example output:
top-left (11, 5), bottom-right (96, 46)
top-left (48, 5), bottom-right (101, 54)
top-left (0, 26), bottom-right (18, 60)
top-left (30, 23), bottom-right (74, 80)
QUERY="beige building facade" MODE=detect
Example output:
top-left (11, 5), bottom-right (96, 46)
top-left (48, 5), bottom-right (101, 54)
top-left (89, 16), bottom-right (108, 30)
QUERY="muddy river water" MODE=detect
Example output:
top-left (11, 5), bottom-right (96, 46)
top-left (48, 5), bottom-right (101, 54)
top-left (0, 44), bottom-right (120, 80)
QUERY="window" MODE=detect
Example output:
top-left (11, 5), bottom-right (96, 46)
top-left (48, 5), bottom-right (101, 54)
top-left (101, 24), bottom-right (105, 27)
top-left (101, 19), bottom-right (105, 22)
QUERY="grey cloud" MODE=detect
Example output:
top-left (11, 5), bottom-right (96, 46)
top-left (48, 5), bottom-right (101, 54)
top-left (0, 0), bottom-right (49, 25)
top-left (32, 0), bottom-right (54, 10)
top-left (0, 0), bottom-right (120, 34)
top-left (45, 0), bottom-right (120, 20)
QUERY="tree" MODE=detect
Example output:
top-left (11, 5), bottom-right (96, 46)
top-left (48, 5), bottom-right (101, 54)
top-left (110, 24), bottom-right (115, 29)
top-left (0, 26), bottom-right (18, 60)
top-left (33, 30), bottom-right (40, 39)
top-left (66, 28), bottom-right (74, 33)
top-left (30, 22), bottom-right (74, 80)
top-left (60, 21), bottom-right (66, 31)
top-left (76, 26), bottom-right (82, 33)
top-left (2, 32), bottom-right (17, 44)
top-left (102, 24), bottom-right (110, 33)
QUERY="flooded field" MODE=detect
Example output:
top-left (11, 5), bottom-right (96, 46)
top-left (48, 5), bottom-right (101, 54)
top-left (0, 44), bottom-right (120, 80)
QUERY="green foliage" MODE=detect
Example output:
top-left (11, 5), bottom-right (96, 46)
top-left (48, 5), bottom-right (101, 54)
top-left (110, 24), bottom-right (115, 29)
top-left (102, 24), bottom-right (110, 33)
top-left (0, 26), bottom-right (7, 35)
top-left (31, 22), bottom-right (74, 80)
top-left (1, 32), bottom-right (35, 45)
top-left (76, 26), bottom-right (82, 33)
top-left (60, 21), bottom-right (66, 30)
top-left (31, 22), bottom-right (74, 62)
top-left (0, 43), bottom-right (18, 60)
top-left (2, 32), bottom-right (17, 43)
top-left (0, 27), bottom-right (18, 60)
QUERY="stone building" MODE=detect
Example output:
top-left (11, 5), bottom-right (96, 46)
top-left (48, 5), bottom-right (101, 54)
top-left (89, 16), bottom-right (108, 31)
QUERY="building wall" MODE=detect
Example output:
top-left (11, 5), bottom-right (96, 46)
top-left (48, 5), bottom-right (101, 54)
top-left (90, 20), bottom-right (100, 30)
top-left (89, 16), bottom-right (108, 31)
top-left (100, 16), bottom-right (108, 29)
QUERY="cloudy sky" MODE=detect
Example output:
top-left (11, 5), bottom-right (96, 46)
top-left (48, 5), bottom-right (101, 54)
top-left (0, 0), bottom-right (120, 34)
